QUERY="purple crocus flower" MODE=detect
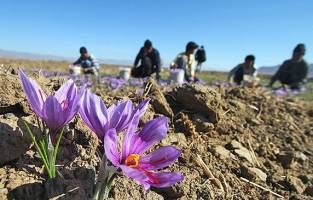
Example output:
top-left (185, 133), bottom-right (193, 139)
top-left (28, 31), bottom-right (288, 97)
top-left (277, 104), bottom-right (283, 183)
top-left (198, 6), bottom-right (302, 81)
top-left (104, 117), bottom-right (184, 190)
top-left (19, 69), bottom-right (84, 134)
top-left (78, 90), bottom-right (109, 139)
top-left (79, 90), bottom-right (149, 139)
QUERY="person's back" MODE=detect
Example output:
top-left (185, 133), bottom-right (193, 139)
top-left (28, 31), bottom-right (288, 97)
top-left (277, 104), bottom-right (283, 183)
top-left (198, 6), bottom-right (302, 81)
top-left (269, 43), bottom-right (308, 89)
top-left (132, 40), bottom-right (161, 80)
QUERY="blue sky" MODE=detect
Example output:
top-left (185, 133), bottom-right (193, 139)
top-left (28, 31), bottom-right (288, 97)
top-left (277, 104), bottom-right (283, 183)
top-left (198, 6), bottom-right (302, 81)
top-left (1, 0), bottom-right (312, 70)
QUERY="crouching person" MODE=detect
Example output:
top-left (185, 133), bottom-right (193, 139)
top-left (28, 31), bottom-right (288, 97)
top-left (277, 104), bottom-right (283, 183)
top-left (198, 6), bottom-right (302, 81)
top-left (72, 46), bottom-right (99, 75)
top-left (268, 43), bottom-right (309, 90)
top-left (228, 54), bottom-right (258, 86)
top-left (131, 40), bottom-right (161, 81)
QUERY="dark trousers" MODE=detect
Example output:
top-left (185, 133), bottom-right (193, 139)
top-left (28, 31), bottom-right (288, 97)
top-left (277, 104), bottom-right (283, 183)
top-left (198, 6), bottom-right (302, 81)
top-left (131, 57), bottom-right (155, 78)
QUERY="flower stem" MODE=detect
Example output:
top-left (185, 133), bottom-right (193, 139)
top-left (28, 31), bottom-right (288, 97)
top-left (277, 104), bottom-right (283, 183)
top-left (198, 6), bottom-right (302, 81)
top-left (23, 121), bottom-right (52, 178)
top-left (99, 170), bottom-right (116, 200)
top-left (47, 135), bottom-right (55, 178)
top-left (92, 155), bottom-right (117, 200)
top-left (46, 128), bottom-right (65, 178)
top-left (39, 138), bottom-right (49, 165)
top-left (92, 155), bottom-right (107, 200)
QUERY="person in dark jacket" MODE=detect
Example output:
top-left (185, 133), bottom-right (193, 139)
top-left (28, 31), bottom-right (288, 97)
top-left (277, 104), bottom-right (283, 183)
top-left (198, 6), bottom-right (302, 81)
top-left (131, 40), bottom-right (161, 80)
top-left (228, 55), bottom-right (257, 85)
top-left (268, 43), bottom-right (309, 89)
top-left (72, 47), bottom-right (99, 75)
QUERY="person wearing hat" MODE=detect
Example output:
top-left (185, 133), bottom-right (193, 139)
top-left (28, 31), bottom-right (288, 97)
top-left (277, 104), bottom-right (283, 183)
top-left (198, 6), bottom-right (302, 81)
top-left (268, 43), bottom-right (309, 89)
top-left (170, 41), bottom-right (199, 82)
top-left (72, 46), bottom-right (99, 75)
top-left (228, 54), bottom-right (258, 85)
top-left (131, 39), bottom-right (161, 80)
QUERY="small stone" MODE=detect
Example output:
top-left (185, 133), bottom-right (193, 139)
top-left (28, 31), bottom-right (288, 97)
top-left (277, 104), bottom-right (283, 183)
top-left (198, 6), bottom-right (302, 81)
top-left (212, 145), bottom-right (232, 160)
top-left (234, 148), bottom-right (254, 164)
top-left (229, 140), bottom-right (243, 150)
top-left (295, 152), bottom-right (308, 162)
top-left (146, 191), bottom-right (164, 200)
top-left (161, 132), bottom-right (187, 148)
top-left (287, 176), bottom-right (306, 194)
top-left (0, 168), bottom-right (6, 175)
top-left (248, 168), bottom-right (267, 182)
top-left (241, 165), bottom-right (267, 182)
top-left (8, 173), bottom-right (16, 179)
top-left (226, 140), bottom-right (255, 164)
top-left (247, 118), bottom-right (262, 126)
top-left (3, 113), bottom-right (15, 119)
top-left (0, 188), bottom-right (8, 196)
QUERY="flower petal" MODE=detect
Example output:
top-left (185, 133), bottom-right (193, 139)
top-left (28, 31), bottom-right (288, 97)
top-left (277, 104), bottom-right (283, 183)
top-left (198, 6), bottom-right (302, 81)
top-left (108, 100), bottom-right (133, 133)
top-left (104, 128), bottom-right (120, 166)
top-left (135, 117), bottom-right (168, 154)
top-left (79, 90), bottom-right (108, 139)
top-left (147, 172), bottom-right (184, 188)
top-left (42, 96), bottom-right (64, 133)
top-left (119, 165), bottom-right (150, 190)
top-left (63, 84), bottom-right (85, 124)
top-left (120, 166), bottom-right (183, 190)
top-left (127, 99), bottom-right (150, 132)
top-left (134, 99), bottom-right (150, 119)
top-left (121, 116), bottom-right (168, 162)
top-left (106, 103), bottom-right (116, 121)
top-left (19, 69), bottom-right (46, 117)
top-left (139, 146), bottom-right (181, 170)
top-left (54, 79), bottom-right (76, 104)
top-left (120, 116), bottom-right (141, 162)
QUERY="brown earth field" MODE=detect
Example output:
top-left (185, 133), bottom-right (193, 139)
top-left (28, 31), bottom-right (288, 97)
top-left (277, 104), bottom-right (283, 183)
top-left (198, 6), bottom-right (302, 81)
top-left (0, 60), bottom-right (313, 200)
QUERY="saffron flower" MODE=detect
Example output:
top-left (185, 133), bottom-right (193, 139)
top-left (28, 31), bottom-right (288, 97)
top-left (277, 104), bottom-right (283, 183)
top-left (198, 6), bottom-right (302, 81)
top-left (19, 69), bottom-right (85, 179)
top-left (19, 69), bottom-right (84, 134)
top-left (79, 89), bottom-right (149, 139)
top-left (104, 117), bottom-right (184, 190)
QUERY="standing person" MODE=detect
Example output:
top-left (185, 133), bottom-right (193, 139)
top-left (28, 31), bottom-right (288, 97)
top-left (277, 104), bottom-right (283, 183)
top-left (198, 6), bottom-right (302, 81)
top-left (72, 47), bottom-right (99, 75)
top-left (268, 43), bottom-right (309, 90)
top-left (170, 41), bottom-right (199, 82)
top-left (195, 45), bottom-right (206, 72)
top-left (131, 40), bottom-right (161, 81)
top-left (228, 55), bottom-right (257, 85)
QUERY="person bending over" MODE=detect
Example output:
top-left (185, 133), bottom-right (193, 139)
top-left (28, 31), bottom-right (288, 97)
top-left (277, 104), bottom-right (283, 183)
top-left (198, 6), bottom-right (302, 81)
top-left (268, 43), bottom-right (309, 90)
top-left (73, 47), bottom-right (99, 75)
top-left (132, 40), bottom-right (161, 80)
top-left (228, 55), bottom-right (257, 85)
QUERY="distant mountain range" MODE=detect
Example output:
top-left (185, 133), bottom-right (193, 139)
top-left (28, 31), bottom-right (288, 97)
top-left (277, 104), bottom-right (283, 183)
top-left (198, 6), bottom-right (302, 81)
top-left (258, 63), bottom-right (313, 78)
top-left (0, 49), bottom-right (132, 66)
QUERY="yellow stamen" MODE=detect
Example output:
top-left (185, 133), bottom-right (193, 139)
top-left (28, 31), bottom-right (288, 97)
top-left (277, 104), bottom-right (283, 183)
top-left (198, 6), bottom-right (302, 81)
top-left (125, 154), bottom-right (140, 168)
